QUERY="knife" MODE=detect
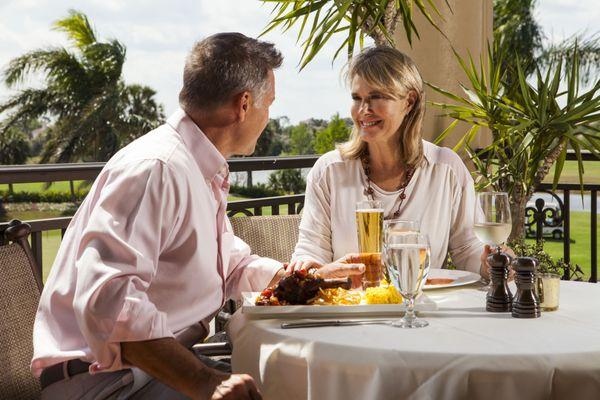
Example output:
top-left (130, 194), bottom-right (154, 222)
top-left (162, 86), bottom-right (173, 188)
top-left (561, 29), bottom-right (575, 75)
top-left (281, 319), bottom-right (392, 329)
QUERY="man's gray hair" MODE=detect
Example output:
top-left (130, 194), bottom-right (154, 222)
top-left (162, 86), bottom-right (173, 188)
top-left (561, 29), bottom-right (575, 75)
top-left (179, 32), bottom-right (283, 112)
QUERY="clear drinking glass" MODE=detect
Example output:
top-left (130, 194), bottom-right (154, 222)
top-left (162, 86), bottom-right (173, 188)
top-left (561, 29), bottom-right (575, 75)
top-left (473, 192), bottom-right (512, 289)
top-left (383, 219), bottom-right (420, 240)
top-left (356, 200), bottom-right (384, 289)
top-left (383, 232), bottom-right (430, 328)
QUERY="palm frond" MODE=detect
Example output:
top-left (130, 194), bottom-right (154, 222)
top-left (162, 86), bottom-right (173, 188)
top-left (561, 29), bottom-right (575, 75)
top-left (538, 33), bottom-right (600, 85)
top-left (53, 9), bottom-right (97, 49)
top-left (260, 0), bottom-right (449, 70)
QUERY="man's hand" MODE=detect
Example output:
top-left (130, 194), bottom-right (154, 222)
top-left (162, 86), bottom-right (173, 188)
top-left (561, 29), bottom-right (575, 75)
top-left (286, 255), bottom-right (366, 288)
top-left (121, 338), bottom-right (262, 400)
top-left (204, 371), bottom-right (262, 400)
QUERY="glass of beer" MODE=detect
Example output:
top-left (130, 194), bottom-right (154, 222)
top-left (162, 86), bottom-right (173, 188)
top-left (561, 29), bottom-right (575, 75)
top-left (356, 200), bottom-right (384, 289)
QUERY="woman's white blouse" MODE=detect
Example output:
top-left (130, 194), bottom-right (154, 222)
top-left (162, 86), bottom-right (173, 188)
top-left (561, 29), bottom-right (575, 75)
top-left (293, 140), bottom-right (484, 272)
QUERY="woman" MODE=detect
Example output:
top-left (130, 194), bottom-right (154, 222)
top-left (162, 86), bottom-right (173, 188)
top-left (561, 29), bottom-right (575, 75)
top-left (291, 46), bottom-right (490, 279)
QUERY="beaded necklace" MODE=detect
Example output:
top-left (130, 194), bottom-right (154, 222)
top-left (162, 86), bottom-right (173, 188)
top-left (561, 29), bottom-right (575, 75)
top-left (361, 152), bottom-right (415, 220)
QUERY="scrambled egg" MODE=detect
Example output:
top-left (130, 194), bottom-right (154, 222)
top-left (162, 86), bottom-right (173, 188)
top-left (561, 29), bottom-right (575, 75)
top-left (364, 284), bottom-right (403, 304)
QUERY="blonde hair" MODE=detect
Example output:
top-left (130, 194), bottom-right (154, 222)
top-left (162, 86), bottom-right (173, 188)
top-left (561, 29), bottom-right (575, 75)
top-left (339, 47), bottom-right (426, 166)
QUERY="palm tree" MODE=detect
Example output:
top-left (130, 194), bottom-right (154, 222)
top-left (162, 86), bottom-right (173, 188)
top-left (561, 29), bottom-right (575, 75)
top-left (0, 10), bottom-right (164, 163)
top-left (494, 0), bottom-right (600, 85)
top-left (261, 0), bottom-right (449, 69)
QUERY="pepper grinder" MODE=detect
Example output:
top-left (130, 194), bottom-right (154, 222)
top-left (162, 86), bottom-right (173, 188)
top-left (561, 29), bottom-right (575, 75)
top-left (486, 250), bottom-right (513, 312)
top-left (511, 257), bottom-right (541, 318)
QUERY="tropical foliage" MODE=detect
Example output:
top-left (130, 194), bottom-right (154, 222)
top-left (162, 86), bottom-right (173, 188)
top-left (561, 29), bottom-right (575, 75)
top-left (0, 126), bottom-right (30, 165)
top-left (260, 0), bottom-right (449, 68)
top-left (494, 0), bottom-right (600, 85)
top-left (429, 43), bottom-right (600, 241)
top-left (0, 10), bottom-right (164, 163)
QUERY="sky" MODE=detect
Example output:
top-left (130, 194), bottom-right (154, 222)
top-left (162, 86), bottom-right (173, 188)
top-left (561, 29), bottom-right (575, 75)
top-left (0, 0), bottom-right (599, 124)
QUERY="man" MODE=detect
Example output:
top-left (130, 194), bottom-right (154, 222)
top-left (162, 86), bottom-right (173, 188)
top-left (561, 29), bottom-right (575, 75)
top-left (32, 32), bottom-right (364, 400)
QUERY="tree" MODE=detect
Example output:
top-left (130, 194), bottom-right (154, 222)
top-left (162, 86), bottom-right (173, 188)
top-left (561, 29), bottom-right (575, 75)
top-left (288, 123), bottom-right (315, 155)
top-left (254, 117), bottom-right (290, 156)
top-left (494, 0), bottom-right (600, 85)
top-left (268, 169), bottom-right (306, 194)
top-left (313, 114), bottom-right (351, 154)
top-left (261, 0), bottom-right (449, 69)
top-left (0, 127), bottom-right (30, 165)
top-left (0, 10), bottom-right (164, 163)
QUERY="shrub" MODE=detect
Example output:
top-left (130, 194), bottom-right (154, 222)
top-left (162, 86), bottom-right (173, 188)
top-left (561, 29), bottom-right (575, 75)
top-left (229, 184), bottom-right (283, 198)
top-left (0, 190), bottom-right (88, 203)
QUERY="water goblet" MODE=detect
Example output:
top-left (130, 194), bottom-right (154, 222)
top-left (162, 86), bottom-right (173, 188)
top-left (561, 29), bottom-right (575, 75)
top-left (383, 232), bottom-right (430, 328)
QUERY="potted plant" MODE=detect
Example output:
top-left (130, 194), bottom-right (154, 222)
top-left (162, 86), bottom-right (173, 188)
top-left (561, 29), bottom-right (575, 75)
top-left (509, 240), bottom-right (583, 310)
top-left (429, 41), bottom-right (600, 243)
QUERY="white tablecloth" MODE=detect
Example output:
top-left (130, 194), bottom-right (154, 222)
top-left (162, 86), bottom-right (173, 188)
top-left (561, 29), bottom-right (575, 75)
top-left (227, 281), bottom-right (600, 400)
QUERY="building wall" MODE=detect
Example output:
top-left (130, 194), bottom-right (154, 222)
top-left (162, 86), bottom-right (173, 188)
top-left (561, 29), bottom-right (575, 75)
top-left (392, 0), bottom-right (493, 151)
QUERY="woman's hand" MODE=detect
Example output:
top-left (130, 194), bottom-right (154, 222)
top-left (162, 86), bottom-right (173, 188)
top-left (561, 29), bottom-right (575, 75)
top-left (480, 245), bottom-right (516, 281)
top-left (286, 255), bottom-right (366, 288)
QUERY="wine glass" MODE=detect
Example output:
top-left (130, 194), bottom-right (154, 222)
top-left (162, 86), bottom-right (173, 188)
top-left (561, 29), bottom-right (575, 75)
top-left (383, 231), bottom-right (430, 328)
top-left (473, 192), bottom-right (512, 288)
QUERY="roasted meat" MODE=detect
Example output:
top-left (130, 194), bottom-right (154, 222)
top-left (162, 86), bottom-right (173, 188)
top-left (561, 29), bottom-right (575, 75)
top-left (256, 269), bottom-right (351, 305)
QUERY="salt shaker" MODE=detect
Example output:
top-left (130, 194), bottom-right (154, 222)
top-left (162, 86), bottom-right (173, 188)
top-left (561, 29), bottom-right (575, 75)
top-left (511, 257), bottom-right (541, 318)
top-left (486, 251), bottom-right (513, 312)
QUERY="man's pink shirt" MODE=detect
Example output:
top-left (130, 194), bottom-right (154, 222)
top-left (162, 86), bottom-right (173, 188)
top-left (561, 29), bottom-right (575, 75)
top-left (31, 109), bottom-right (281, 376)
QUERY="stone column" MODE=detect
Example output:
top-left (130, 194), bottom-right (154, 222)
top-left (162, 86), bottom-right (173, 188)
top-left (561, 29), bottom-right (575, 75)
top-left (393, 0), bottom-right (493, 151)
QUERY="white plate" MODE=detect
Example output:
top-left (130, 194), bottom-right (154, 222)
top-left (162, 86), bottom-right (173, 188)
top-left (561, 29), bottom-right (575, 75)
top-left (423, 269), bottom-right (481, 290)
top-left (241, 292), bottom-right (437, 318)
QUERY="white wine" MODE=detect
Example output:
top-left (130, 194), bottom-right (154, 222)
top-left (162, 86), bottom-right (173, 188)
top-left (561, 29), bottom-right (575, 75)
top-left (356, 208), bottom-right (384, 253)
top-left (384, 243), bottom-right (430, 298)
top-left (473, 222), bottom-right (512, 245)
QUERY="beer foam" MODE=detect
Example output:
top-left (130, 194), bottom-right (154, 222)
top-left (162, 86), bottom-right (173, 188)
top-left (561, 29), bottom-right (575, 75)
top-left (356, 208), bottom-right (384, 213)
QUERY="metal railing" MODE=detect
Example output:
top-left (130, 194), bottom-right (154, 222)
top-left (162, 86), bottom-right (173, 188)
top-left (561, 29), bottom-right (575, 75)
top-left (1, 153), bottom-right (598, 282)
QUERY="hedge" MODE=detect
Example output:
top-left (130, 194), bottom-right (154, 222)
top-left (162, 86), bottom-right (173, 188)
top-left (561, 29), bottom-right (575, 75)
top-left (0, 190), bottom-right (88, 203)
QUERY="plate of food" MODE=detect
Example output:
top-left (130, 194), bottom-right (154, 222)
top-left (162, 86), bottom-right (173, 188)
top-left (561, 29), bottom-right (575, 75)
top-left (423, 269), bottom-right (480, 290)
top-left (242, 269), bottom-right (436, 318)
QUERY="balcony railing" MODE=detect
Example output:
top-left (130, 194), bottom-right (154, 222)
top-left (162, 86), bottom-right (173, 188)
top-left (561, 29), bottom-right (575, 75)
top-left (0, 154), bottom-right (597, 282)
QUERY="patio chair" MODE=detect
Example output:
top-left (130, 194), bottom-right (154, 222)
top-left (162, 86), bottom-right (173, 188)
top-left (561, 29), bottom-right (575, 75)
top-left (230, 214), bottom-right (301, 263)
top-left (0, 220), bottom-right (42, 400)
top-left (212, 214), bottom-right (302, 329)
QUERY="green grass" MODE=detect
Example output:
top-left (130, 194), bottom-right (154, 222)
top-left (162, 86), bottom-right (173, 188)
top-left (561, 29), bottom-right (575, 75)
top-left (543, 160), bottom-right (600, 184)
top-left (0, 180), bottom-right (87, 192)
top-left (525, 211), bottom-right (598, 280)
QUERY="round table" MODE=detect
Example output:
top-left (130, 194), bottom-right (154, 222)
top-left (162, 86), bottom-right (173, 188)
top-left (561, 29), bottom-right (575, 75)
top-left (227, 281), bottom-right (600, 400)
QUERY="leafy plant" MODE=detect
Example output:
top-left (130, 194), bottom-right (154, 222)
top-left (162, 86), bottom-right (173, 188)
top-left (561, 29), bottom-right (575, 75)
top-left (230, 184), bottom-right (283, 198)
top-left (0, 10), bottom-right (164, 163)
top-left (260, 0), bottom-right (449, 69)
top-left (429, 42), bottom-right (600, 242)
top-left (509, 240), bottom-right (584, 281)
top-left (0, 190), bottom-right (89, 203)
